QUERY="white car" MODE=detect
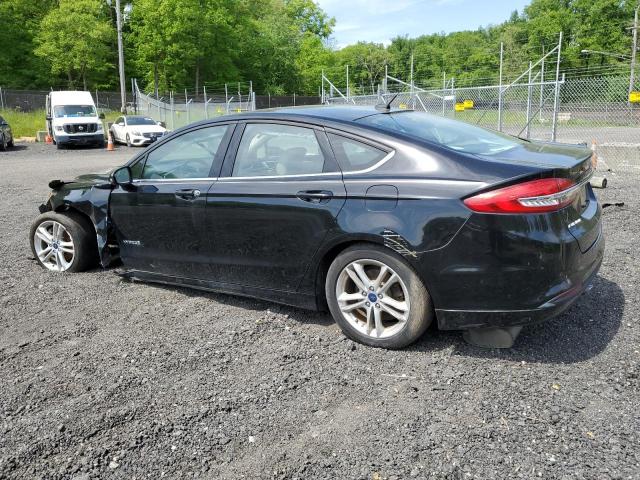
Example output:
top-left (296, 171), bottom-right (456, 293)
top-left (110, 115), bottom-right (167, 147)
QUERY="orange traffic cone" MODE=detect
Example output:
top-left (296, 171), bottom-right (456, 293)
top-left (107, 132), bottom-right (114, 151)
top-left (45, 134), bottom-right (52, 144)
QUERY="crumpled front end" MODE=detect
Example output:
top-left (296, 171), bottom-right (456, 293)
top-left (39, 175), bottom-right (116, 267)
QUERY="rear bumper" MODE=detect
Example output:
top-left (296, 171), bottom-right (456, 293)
top-left (416, 203), bottom-right (605, 331)
top-left (436, 232), bottom-right (604, 329)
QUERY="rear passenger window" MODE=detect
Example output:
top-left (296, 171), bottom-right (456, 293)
top-left (233, 124), bottom-right (325, 177)
top-left (328, 134), bottom-right (388, 172)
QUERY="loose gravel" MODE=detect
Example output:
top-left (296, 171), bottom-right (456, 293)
top-left (0, 143), bottom-right (638, 479)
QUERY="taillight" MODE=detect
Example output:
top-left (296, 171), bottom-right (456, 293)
top-left (463, 178), bottom-right (578, 213)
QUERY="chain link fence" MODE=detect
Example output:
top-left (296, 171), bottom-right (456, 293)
top-left (0, 88), bottom-right (131, 112)
top-left (326, 75), bottom-right (640, 169)
top-left (134, 81), bottom-right (321, 130)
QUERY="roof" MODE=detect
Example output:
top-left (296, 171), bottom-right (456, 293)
top-left (266, 105), bottom-right (382, 122)
top-left (49, 91), bottom-right (95, 105)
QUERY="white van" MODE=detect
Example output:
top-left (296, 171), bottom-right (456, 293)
top-left (46, 91), bottom-right (105, 148)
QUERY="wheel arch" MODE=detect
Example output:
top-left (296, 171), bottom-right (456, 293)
top-left (312, 235), bottom-right (437, 315)
top-left (313, 236), bottom-right (391, 311)
top-left (50, 202), bottom-right (110, 267)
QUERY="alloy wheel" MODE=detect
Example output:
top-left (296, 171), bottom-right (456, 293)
top-left (335, 259), bottom-right (410, 339)
top-left (33, 220), bottom-right (75, 272)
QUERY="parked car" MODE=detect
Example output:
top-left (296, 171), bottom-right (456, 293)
top-left (46, 91), bottom-right (105, 148)
top-left (109, 115), bottom-right (167, 147)
top-left (29, 106), bottom-right (604, 349)
top-left (0, 115), bottom-right (14, 150)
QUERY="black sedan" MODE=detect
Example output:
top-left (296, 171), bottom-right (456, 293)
top-left (30, 106), bottom-right (604, 349)
top-left (0, 114), bottom-right (14, 150)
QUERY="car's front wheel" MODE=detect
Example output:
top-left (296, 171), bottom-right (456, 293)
top-left (30, 212), bottom-right (97, 273)
top-left (126, 134), bottom-right (132, 147)
top-left (326, 244), bottom-right (433, 349)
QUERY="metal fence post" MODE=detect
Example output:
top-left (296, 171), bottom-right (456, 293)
top-left (170, 91), bottom-right (175, 130)
top-left (346, 65), bottom-right (349, 102)
top-left (384, 65), bottom-right (388, 94)
top-left (540, 46), bottom-right (545, 122)
top-left (526, 61), bottom-right (532, 139)
top-left (498, 42), bottom-right (503, 131)
top-left (410, 53), bottom-right (414, 106)
top-left (551, 32), bottom-right (563, 142)
top-left (185, 89), bottom-right (189, 124)
top-left (0, 87), bottom-right (4, 110)
top-left (204, 86), bottom-right (208, 119)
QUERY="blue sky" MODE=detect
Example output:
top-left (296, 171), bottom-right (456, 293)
top-left (316, 0), bottom-right (532, 48)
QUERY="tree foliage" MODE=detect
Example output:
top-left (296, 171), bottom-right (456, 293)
top-left (0, 0), bottom-right (636, 95)
top-left (34, 0), bottom-right (114, 90)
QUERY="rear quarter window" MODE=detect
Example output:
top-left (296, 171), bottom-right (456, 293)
top-left (327, 134), bottom-right (388, 172)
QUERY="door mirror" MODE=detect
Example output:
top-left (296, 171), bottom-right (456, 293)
top-left (46, 115), bottom-right (52, 121)
top-left (112, 166), bottom-right (133, 186)
top-left (99, 112), bottom-right (106, 120)
top-left (118, 122), bottom-right (125, 126)
top-left (0, 121), bottom-right (7, 126)
top-left (157, 121), bottom-right (166, 128)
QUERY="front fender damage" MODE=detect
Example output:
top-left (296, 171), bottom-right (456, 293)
top-left (45, 184), bottom-right (115, 267)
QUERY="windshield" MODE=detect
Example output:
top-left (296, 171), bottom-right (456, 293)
top-left (357, 111), bottom-right (524, 155)
top-left (127, 117), bottom-right (157, 126)
top-left (53, 105), bottom-right (96, 118)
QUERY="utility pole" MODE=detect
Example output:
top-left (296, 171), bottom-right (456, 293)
top-left (115, 0), bottom-right (127, 113)
top-left (630, 4), bottom-right (639, 100)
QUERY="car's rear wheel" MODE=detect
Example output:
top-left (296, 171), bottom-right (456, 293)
top-left (30, 212), bottom-right (97, 273)
top-left (7, 136), bottom-right (13, 147)
top-left (0, 134), bottom-right (6, 151)
top-left (326, 244), bottom-right (433, 349)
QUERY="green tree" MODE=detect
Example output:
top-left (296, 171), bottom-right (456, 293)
top-left (0, 0), bottom-right (56, 89)
top-left (336, 42), bottom-right (389, 94)
top-left (34, 0), bottom-right (114, 90)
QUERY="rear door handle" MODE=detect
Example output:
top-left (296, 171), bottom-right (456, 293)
top-left (296, 190), bottom-right (333, 203)
top-left (175, 188), bottom-right (201, 200)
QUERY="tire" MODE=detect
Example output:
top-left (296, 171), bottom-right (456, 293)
top-left (30, 211), bottom-right (98, 273)
top-left (7, 136), bottom-right (14, 148)
top-left (126, 134), bottom-right (132, 147)
top-left (109, 128), bottom-right (117, 144)
top-left (325, 244), bottom-right (433, 349)
top-left (0, 134), bottom-right (6, 151)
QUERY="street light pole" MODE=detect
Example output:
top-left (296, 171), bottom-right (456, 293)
top-left (115, 0), bottom-right (127, 114)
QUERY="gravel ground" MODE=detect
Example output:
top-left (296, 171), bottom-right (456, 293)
top-left (0, 143), bottom-right (638, 479)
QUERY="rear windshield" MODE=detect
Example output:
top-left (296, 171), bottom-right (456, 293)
top-left (127, 117), bottom-right (157, 126)
top-left (357, 111), bottom-right (524, 155)
top-left (54, 105), bottom-right (96, 118)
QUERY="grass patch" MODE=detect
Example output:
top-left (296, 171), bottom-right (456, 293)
top-left (0, 109), bottom-right (47, 138)
top-left (0, 109), bottom-right (121, 138)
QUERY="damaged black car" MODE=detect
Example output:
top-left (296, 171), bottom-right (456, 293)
top-left (30, 106), bottom-right (604, 349)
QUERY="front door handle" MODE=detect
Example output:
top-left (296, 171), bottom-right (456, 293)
top-left (296, 190), bottom-right (333, 204)
top-left (175, 188), bottom-right (201, 200)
